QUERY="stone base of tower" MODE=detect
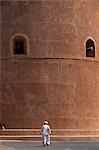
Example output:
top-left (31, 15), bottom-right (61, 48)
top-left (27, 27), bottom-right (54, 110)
top-left (0, 129), bottom-right (99, 141)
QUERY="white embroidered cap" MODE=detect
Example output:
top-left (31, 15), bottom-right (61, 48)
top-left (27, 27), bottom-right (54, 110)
top-left (44, 121), bottom-right (48, 124)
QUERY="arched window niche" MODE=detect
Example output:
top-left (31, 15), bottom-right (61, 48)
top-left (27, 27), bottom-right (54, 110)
top-left (10, 34), bottom-right (29, 56)
top-left (86, 38), bottom-right (95, 57)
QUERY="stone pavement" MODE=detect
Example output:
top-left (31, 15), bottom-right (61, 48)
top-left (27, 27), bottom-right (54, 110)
top-left (1, 140), bottom-right (99, 150)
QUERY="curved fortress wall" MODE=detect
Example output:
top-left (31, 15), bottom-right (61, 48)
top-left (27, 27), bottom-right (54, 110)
top-left (0, 2), bottom-right (1, 123)
top-left (1, 0), bottom-right (99, 129)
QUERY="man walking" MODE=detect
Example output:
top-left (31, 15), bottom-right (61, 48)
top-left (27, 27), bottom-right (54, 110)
top-left (41, 121), bottom-right (51, 146)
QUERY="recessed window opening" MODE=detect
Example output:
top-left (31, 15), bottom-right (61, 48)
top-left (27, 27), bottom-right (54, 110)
top-left (13, 36), bottom-right (26, 55)
top-left (86, 39), bottom-right (95, 57)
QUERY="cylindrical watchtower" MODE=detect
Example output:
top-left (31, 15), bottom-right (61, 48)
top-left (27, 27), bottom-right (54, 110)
top-left (1, 0), bottom-right (99, 131)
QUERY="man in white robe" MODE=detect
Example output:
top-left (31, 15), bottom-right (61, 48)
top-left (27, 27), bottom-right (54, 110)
top-left (41, 121), bottom-right (51, 146)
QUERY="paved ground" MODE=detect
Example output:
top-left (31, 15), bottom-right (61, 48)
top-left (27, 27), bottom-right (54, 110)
top-left (1, 140), bottom-right (99, 150)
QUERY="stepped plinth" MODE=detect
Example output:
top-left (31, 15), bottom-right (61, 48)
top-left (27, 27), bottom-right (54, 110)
top-left (0, 129), bottom-right (99, 141)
